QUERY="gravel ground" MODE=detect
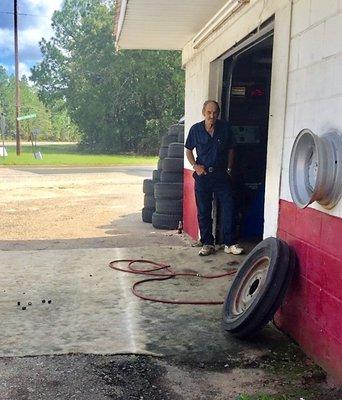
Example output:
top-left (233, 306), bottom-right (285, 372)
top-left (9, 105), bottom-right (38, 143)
top-left (0, 166), bottom-right (186, 249)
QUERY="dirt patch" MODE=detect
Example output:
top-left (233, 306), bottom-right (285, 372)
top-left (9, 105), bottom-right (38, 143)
top-left (1, 354), bottom-right (341, 400)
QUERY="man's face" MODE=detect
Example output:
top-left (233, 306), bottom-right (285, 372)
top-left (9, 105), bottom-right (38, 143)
top-left (202, 102), bottom-right (219, 126)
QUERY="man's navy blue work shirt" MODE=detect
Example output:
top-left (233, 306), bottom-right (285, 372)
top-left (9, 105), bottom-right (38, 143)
top-left (185, 119), bottom-right (236, 170)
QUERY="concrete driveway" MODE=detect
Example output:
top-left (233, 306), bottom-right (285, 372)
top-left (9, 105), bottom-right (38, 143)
top-left (0, 166), bottom-right (341, 400)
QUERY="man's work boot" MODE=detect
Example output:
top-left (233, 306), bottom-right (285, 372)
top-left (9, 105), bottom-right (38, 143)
top-left (198, 245), bottom-right (215, 256)
top-left (224, 244), bottom-right (244, 255)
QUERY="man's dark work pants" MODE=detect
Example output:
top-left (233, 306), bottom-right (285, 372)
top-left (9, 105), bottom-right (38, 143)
top-left (194, 170), bottom-right (234, 246)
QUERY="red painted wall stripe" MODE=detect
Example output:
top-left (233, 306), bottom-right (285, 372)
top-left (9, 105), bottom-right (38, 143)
top-left (277, 200), bottom-right (342, 384)
top-left (183, 168), bottom-right (199, 240)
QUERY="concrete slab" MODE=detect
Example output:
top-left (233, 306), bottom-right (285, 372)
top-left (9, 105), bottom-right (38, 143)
top-left (0, 244), bottom-right (282, 361)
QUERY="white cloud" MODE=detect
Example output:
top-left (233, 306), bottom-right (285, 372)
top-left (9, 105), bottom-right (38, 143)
top-left (19, 62), bottom-right (32, 79)
top-left (19, 27), bottom-right (46, 50)
top-left (0, 29), bottom-right (14, 54)
top-left (0, 61), bottom-right (32, 79)
top-left (0, 27), bottom-right (46, 52)
top-left (0, 64), bottom-right (11, 74)
top-left (0, 0), bottom-right (64, 73)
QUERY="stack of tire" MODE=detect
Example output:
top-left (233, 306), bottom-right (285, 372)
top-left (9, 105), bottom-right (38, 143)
top-left (142, 178), bottom-right (156, 223)
top-left (141, 123), bottom-right (184, 230)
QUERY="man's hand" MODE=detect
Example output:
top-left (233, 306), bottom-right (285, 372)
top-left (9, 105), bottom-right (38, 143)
top-left (185, 148), bottom-right (206, 175)
top-left (194, 164), bottom-right (207, 176)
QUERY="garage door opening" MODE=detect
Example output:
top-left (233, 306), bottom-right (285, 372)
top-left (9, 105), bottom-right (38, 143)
top-left (219, 24), bottom-right (274, 244)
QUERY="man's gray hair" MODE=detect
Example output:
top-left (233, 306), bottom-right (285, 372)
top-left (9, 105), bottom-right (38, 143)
top-left (202, 100), bottom-right (220, 113)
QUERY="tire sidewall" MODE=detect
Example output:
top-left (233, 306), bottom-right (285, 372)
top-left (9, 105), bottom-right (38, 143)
top-left (222, 238), bottom-right (290, 334)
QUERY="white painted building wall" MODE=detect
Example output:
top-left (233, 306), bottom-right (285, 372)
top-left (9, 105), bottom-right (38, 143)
top-left (281, 0), bottom-right (342, 218)
top-left (182, 0), bottom-right (342, 236)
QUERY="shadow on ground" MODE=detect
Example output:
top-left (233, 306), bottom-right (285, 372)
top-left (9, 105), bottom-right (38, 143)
top-left (0, 212), bottom-right (186, 251)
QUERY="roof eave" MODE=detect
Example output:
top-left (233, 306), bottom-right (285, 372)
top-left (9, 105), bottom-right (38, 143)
top-left (114, 0), bottom-right (128, 50)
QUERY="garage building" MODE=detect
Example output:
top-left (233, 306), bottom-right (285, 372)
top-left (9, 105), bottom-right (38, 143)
top-left (115, 0), bottom-right (342, 384)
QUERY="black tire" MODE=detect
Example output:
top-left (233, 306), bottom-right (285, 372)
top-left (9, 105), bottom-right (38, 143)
top-left (152, 212), bottom-right (182, 230)
top-left (162, 157), bottom-right (183, 172)
top-left (178, 131), bottom-right (184, 143)
top-left (161, 171), bottom-right (183, 183)
top-left (158, 146), bottom-right (169, 159)
top-left (152, 169), bottom-right (161, 181)
top-left (144, 194), bottom-right (156, 208)
top-left (168, 124), bottom-right (184, 135)
top-left (168, 143), bottom-right (184, 158)
top-left (157, 158), bottom-right (163, 170)
top-left (156, 198), bottom-right (183, 215)
top-left (142, 207), bottom-right (154, 223)
top-left (154, 182), bottom-right (183, 199)
top-left (222, 237), bottom-right (295, 339)
top-left (143, 179), bottom-right (155, 195)
top-left (162, 134), bottom-right (178, 146)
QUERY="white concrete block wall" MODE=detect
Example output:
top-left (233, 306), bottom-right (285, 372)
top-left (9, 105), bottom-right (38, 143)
top-left (182, 0), bottom-right (342, 232)
top-left (184, 54), bottom-right (206, 169)
top-left (298, 22), bottom-right (325, 68)
top-left (289, 35), bottom-right (300, 71)
top-left (185, 56), bottom-right (207, 123)
top-left (310, 0), bottom-right (339, 25)
top-left (292, 0), bottom-right (311, 37)
top-left (281, 2), bottom-right (342, 217)
top-left (284, 105), bottom-right (296, 139)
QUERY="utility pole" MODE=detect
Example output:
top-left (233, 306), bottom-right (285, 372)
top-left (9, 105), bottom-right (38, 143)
top-left (14, 0), bottom-right (21, 155)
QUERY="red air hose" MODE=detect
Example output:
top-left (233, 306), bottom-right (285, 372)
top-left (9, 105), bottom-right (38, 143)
top-left (108, 259), bottom-right (237, 305)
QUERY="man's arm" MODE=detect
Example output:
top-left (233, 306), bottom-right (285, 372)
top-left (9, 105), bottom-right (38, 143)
top-left (186, 148), bottom-right (206, 176)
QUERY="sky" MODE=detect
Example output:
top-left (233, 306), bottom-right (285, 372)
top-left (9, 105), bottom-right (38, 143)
top-left (0, 0), bottom-right (63, 78)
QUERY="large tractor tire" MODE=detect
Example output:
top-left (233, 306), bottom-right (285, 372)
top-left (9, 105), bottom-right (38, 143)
top-left (162, 134), bottom-right (179, 146)
top-left (154, 182), bottom-right (183, 199)
top-left (222, 237), bottom-right (295, 339)
top-left (142, 207), bottom-right (154, 223)
top-left (144, 194), bottom-right (156, 209)
top-left (152, 212), bottom-right (182, 230)
top-left (168, 142), bottom-right (184, 158)
top-left (155, 198), bottom-right (183, 215)
top-left (158, 146), bottom-right (169, 159)
top-left (152, 169), bottom-right (161, 182)
top-left (143, 179), bottom-right (155, 195)
top-left (160, 171), bottom-right (183, 183)
top-left (157, 158), bottom-right (163, 170)
top-left (162, 157), bottom-right (183, 173)
top-left (168, 124), bottom-right (184, 136)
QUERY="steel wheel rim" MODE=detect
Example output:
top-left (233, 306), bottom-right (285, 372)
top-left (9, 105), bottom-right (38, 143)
top-left (290, 129), bottom-right (342, 209)
top-left (306, 145), bottom-right (318, 192)
top-left (289, 129), bottom-right (324, 208)
top-left (232, 256), bottom-right (270, 316)
top-left (318, 131), bottom-right (342, 209)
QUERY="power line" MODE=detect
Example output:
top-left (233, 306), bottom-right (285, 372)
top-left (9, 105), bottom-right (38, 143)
top-left (0, 11), bottom-right (51, 18)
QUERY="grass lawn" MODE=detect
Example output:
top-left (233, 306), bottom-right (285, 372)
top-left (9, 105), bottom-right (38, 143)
top-left (0, 144), bottom-right (158, 166)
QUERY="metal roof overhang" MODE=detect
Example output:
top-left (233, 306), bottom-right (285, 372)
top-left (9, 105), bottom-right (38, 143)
top-left (114, 0), bottom-right (239, 50)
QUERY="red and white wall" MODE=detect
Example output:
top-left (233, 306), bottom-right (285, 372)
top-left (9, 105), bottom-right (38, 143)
top-left (275, 0), bottom-right (342, 384)
top-left (182, 0), bottom-right (342, 383)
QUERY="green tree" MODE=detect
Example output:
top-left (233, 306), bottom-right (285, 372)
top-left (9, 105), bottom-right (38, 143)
top-left (0, 72), bottom-right (51, 140)
top-left (31, 0), bottom-right (184, 154)
top-left (0, 68), bottom-right (80, 141)
top-left (50, 100), bottom-right (80, 141)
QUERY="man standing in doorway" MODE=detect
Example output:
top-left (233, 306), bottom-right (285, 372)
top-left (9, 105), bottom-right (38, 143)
top-left (185, 100), bottom-right (243, 256)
